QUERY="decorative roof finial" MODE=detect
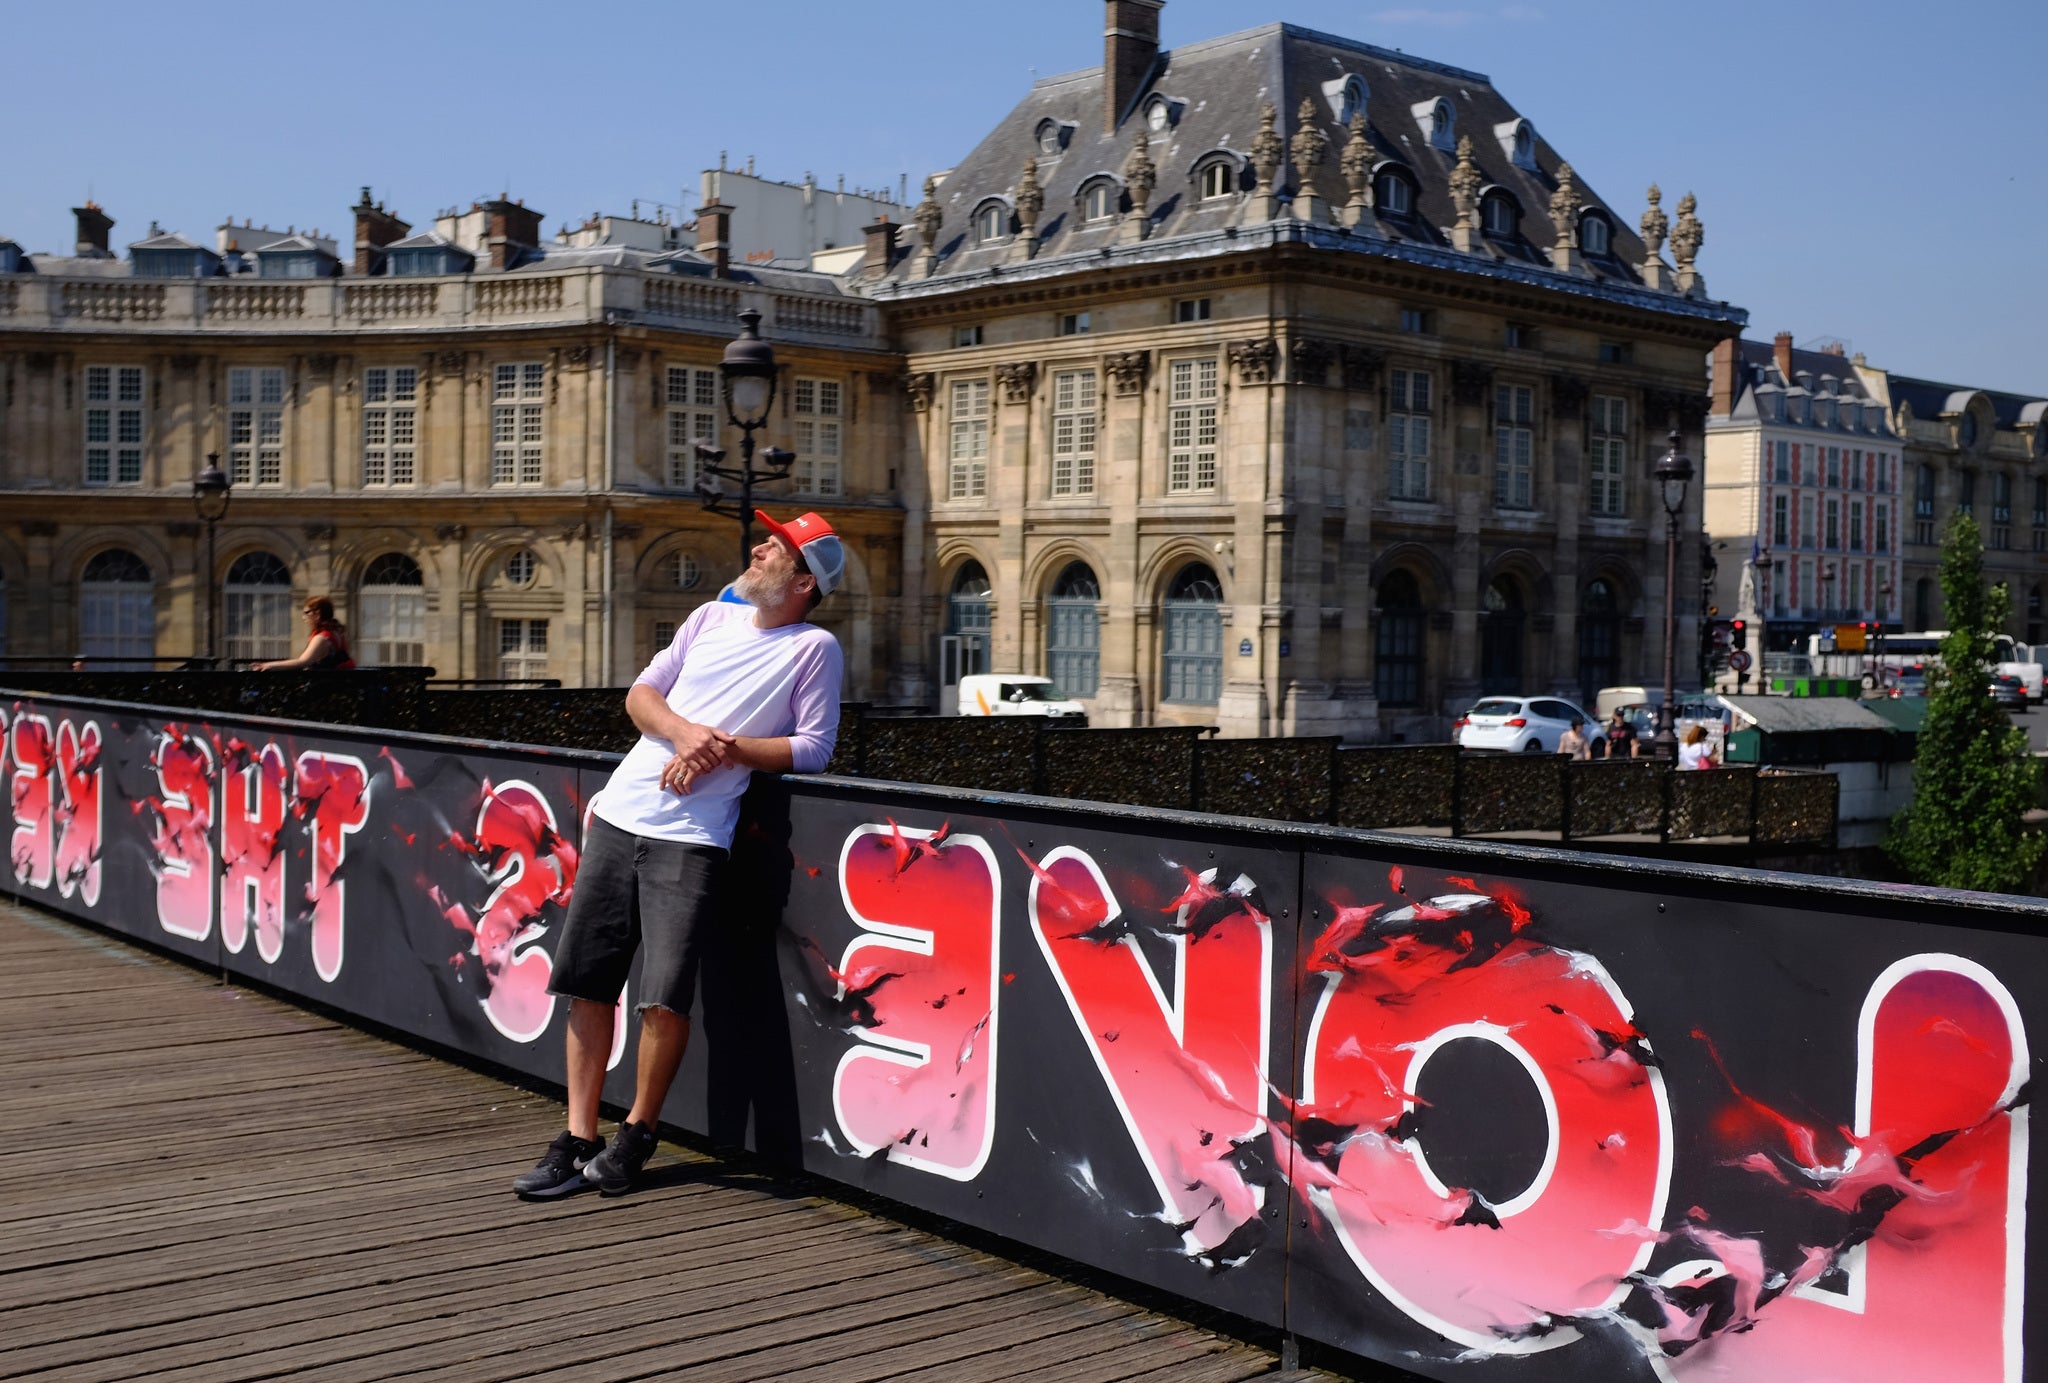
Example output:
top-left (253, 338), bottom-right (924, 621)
top-left (1339, 111), bottom-right (1380, 234)
top-left (1639, 183), bottom-right (1672, 290)
top-left (1123, 130), bottom-right (1157, 242)
top-left (1672, 191), bottom-right (1705, 297)
top-left (1013, 156), bottom-right (1043, 260)
top-left (1548, 161), bottom-right (1585, 274)
top-left (912, 175), bottom-right (943, 277)
top-left (1250, 102), bottom-right (1285, 220)
top-left (1290, 97), bottom-right (1329, 222)
top-left (1448, 134), bottom-right (1483, 252)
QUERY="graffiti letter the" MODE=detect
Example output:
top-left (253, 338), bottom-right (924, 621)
top-left (831, 824), bottom-right (1001, 1180)
top-left (295, 752), bottom-right (369, 983)
top-left (220, 742), bottom-right (289, 961)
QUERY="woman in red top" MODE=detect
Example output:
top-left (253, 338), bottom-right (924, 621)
top-left (256, 596), bottom-right (356, 671)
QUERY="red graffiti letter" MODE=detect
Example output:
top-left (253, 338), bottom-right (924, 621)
top-left (53, 719), bottom-right (102, 905)
top-left (1027, 848), bottom-right (1272, 1261)
top-left (468, 780), bottom-right (574, 1043)
top-left (1302, 891), bottom-right (1671, 1356)
top-left (1670, 956), bottom-right (2026, 1381)
top-left (295, 752), bottom-right (369, 982)
top-left (832, 824), bottom-right (1001, 1180)
top-left (9, 713), bottom-right (53, 890)
top-left (152, 730), bottom-right (217, 941)
top-left (221, 742), bottom-right (289, 961)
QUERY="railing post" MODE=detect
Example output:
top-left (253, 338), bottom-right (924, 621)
top-left (1450, 751), bottom-right (1465, 838)
top-left (1659, 762), bottom-right (1673, 845)
top-left (1560, 760), bottom-right (1575, 841)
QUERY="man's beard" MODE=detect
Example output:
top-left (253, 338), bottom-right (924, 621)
top-left (733, 564), bottom-right (797, 609)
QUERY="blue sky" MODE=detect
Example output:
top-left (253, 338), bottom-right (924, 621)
top-left (6, 0), bottom-right (2042, 393)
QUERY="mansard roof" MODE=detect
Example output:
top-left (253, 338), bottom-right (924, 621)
top-left (1886, 373), bottom-right (2048, 431)
top-left (869, 21), bottom-right (1737, 326)
top-left (128, 229), bottom-right (211, 253)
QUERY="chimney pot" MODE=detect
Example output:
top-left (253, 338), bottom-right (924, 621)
top-left (696, 201), bottom-right (735, 278)
top-left (72, 203), bottom-right (115, 258)
top-left (1772, 330), bottom-right (1794, 384)
top-left (1103, 0), bottom-right (1166, 134)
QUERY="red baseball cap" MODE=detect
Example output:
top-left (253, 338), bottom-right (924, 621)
top-left (754, 510), bottom-right (846, 597)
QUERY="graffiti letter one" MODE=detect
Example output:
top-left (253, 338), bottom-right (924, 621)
top-left (295, 752), bottom-right (369, 983)
top-left (220, 741), bottom-right (289, 961)
top-left (831, 824), bottom-right (1001, 1181)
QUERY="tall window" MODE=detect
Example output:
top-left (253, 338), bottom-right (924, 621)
top-left (948, 379), bottom-right (990, 500)
top-left (1051, 369), bottom-right (1097, 496)
top-left (497, 619), bottom-right (549, 680)
top-left (1588, 396), bottom-right (1626, 516)
top-left (1388, 368), bottom-right (1432, 500)
top-left (1045, 562), bottom-right (1100, 697)
top-left (1773, 439), bottom-right (1791, 483)
top-left (1377, 171), bottom-right (1413, 217)
top-left (2034, 478), bottom-right (2047, 553)
top-left (1772, 494), bottom-right (1789, 546)
top-left (1480, 577), bottom-right (1524, 694)
top-left (1824, 497), bottom-right (1840, 550)
top-left (1914, 463), bottom-right (1936, 545)
top-left (228, 367), bottom-right (286, 486)
top-left (1167, 358), bottom-right (1220, 493)
top-left (491, 363), bottom-right (545, 486)
top-left (1375, 570), bottom-right (1423, 708)
top-left (1847, 563), bottom-right (1862, 613)
top-left (1494, 384), bottom-right (1534, 507)
top-left (1957, 469), bottom-right (1976, 517)
top-left (1083, 182), bottom-right (1116, 222)
top-left (1771, 559), bottom-right (1787, 617)
top-left (666, 366), bottom-right (718, 489)
top-left (84, 365), bottom-right (145, 486)
top-left (1199, 161), bottom-right (1234, 200)
top-left (1161, 563), bottom-right (1223, 705)
top-left (1824, 448), bottom-right (1840, 488)
top-left (1848, 499), bottom-right (1865, 552)
top-left (794, 378), bottom-right (843, 496)
top-left (2029, 585), bottom-right (2044, 647)
top-left (1578, 578), bottom-right (1619, 706)
top-left (362, 366), bottom-right (417, 486)
top-left (223, 552), bottom-right (294, 663)
top-left (1875, 502), bottom-right (1889, 554)
top-left (1800, 496), bottom-right (1816, 549)
top-left (1915, 577), bottom-right (1934, 630)
top-left (358, 552), bottom-right (426, 666)
top-left (78, 549), bottom-right (154, 665)
top-left (1992, 472), bottom-right (2013, 550)
top-left (948, 561), bottom-right (992, 678)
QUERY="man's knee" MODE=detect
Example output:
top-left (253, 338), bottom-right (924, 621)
top-left (639, 1002), bottom-right (689, 1035)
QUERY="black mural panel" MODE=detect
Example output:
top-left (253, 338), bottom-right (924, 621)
top-left (1287, 846), bottom-right (2044, 1382)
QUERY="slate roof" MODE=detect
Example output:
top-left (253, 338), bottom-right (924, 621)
top-left (127, 229), bottom-right (212, 253)
top-left (868, 21), bottom-right (1737, 325)
top-left (1721, 696), bottom-right (1893, 734)
top-left (1731, 338), bottom-right (1873, 398)
top-left (253, 234), bottom-right (338, 258)
top-left (1884, 372), bottom-right (2047, 431)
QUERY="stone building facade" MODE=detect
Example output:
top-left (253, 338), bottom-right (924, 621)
top-left (0, 196), bottom-right (905, 695)
top-left (868, 5), bottom-right (1745, 737)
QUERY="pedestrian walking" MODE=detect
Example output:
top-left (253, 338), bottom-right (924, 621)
top-left (513, 510), bottom-right (845, 1199)
top-left (1558, 717), bottom-right (1591, 760)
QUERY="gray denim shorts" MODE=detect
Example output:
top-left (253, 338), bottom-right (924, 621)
top-left (548, 815), bottom-right (726, 1013)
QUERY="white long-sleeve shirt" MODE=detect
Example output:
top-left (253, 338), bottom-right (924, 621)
top-left (591, 601), bottom-right (841, 848)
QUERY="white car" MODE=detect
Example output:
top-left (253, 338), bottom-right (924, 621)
top-left (1455, 696), bottom-right (1597, 753)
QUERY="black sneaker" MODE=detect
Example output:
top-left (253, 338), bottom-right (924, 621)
top-left (584, 1120), bottom-right (659, 1195)
top-left (513, 1131), bottom-right (603, 1199)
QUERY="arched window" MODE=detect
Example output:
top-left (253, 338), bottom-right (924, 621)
top-left (1578, 578), bottom-right (1620, 706)
top-left (1513, 123), bottom-right (1533, 166)
top-left (1340, 76), bottom-right (1366, 125)
top-left (1481, 192), bottom-right (1518, 238)
top-left (1046, 562), bottom-right (1100, 697)
top-left (1082, 180), bottom-right (1117, 223)
top-left (503, 548), bottom-right (538, 587)
top-left (949, 561), bottom-right (992, 678)
top-left (223, 551), bottom-right (294, 663)
top-left (1036, 120), bottom-right (1063, 156)
top-left (1375, 169), bottom-right (1413, 217)
top-left (1161, 563), bottom-right (1223, 705)
top-left (358, 552), bottom-right (425, 666)
top-left (79, 548), bottom-right (154, 666)
top-left (1198, 160), bottom-right (1235, 201)
top-left (1960, 412), bottom-right (1979, 450)
top-left (2028, 585), bottom-right (2043, 648)
top-left (654, 549), bottom-right (702, 592)
top-left (1375, 570), bottom-right (1423, 708)
top-left (1430, 100), bottom-right (1454, 150)
top-left (1145, 98), bottom-right (1174, 133)
top-left (975, 203), bottom-right (1010, 244)
top-left (1480, 577), bottom-right (1525, 694)
top-left (1579, 211), bottom-right (1611, 257)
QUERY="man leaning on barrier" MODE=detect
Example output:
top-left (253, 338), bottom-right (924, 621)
top-left (514, 510), bottom-right (845, 1199)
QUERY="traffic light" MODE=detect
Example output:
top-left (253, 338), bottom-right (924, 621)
top-left (1731, 619), bottom-right (1748, 651)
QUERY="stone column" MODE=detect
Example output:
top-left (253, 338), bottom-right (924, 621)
top-left (1217, 337), bottom-right (1278, 736)
top-left (1445, 361), bottom-right (1492, 714)
top-left (890, 372), bottom-right (936, 706)
top-left (1336, 345), bottom-right (1381, 738)
top-left (993, 361), bottom-right (1037, 673)
top-left (1095, 352), bottom-right (1150, 726)
top-left (1549, 376), bottom-right (1588, 696)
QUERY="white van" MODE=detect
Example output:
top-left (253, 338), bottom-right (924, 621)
top-left (956, 674), bottom-right (1088, 722)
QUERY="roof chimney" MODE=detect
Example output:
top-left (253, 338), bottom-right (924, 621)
top-left (1772, 331), bottom-right (1794, 384)
top-left (482, 196), bottom-right (544, 271)
top-left (696, 201), bottom-right (734, 278)
top-left (72, 202), bottom-right (114, 259)
top-left (1710, 338), bottom-right (1739, 420)
top-left (1104, 0), bottom-right (1165, 134)
top-left (862, 217), bottom-right (900, 281)
top-left (352, 187), bottom-right (411, 275)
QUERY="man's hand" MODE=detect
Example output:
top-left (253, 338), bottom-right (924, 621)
top-left (668, 722), bottom-right (733, 777)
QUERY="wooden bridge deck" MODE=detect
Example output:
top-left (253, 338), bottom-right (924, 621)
top-left (0, 901), bottom-right (1343, 1383)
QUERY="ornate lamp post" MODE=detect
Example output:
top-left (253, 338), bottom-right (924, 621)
top-left (694, 308), bottom-right (795, 571)
top-left (192, 454), bottom-right (233, 665)
top-left (1653, 425), bottom-right (1693, 759)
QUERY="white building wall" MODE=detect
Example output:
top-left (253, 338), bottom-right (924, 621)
top-left (700, 168), bottom-right (904, 266)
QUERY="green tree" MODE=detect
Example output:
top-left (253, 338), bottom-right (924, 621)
top-left (1886, 513), bottom-right (2044, 892)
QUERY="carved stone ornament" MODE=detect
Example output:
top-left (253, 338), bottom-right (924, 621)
top-left (1229, 337), bottom-right (1280, 386)
top-left (1290, 97), bottom-right (1329, 220)
top-left (1551, 375), bottom-right (1589, 419)
top-left (1341, 343), bottom-right (1385, 391)
top-left (995, 360), bottom-right (1039, 403)
top-left (1640, 183), bottom-right (1669, 257)
top-left (1104, 349), bottom-right (1151, 396)
top-left (865, 369), bottom-right (899, 395)
top-left (1014, 157), bottom-right (1044, 259)
top-left (170, 353), bottom-right (200, 376)
top-left (303, 522), bottom-right (337, 541)
top-left (565, 344), bottom-right (593, 367)
top-left (1451, 359), bottom-right (1495, 406)
top-left (1339, 112), bottom-right (1379, 227)
top-left (1123, 131), bottom-right (1157, 241)
top-left (438, 350), bottom-right (464, 373)
top-left (1448, 135), bottom-right (1483, 237)
top-left (1671, 191), bottom-right (1703, 271)
top-left (435, 523), bottom-right (467, 541)
top-left (1249, 102), bottom-right (1285, 209)
top-left (306, 353), bottom-right (339, 373)
top-left (1548, 162), bottom-right (1582, 246)
top-left (912, 176), bottom-right (944, 272)
top-left (1288, 337), bottom-right (1336, 386)
top-left (902, 371), bottom-right (937, 412)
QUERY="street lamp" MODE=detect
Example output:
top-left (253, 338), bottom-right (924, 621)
top-left (694, 307), bottom-right (796, 572)
top-left (192, 454), bottom-right (233, 665)
top-left (1653, 424), bottom-right (1693, 760)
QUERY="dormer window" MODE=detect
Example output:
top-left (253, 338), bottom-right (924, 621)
top-left (1145, 97), bottom-right (1177, 133)
top-left (1035, 120), bottom-right (1065, 156)
top-left (1080, 179), bottom-right (1118, 223)
top-left (1412, 97), bottom-right (1455, 152)
top-left (1324, 74), bottom-right (1368, 124)
top-left (1196, 158), bottom-right (1237, 201)
top-left (975, 201), bottom-right (1012, 244)
top-left (1960, 412), bottom-right (1978, 449)
top-left (1481, 192), bottom-right (1519, 239)
top-left (1579, 211), bottom-right (1612, 257)
top-left (1375, 167), bottom-right (1415, 217)
top-left (1493, 118), bottom-right (1538, 171)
